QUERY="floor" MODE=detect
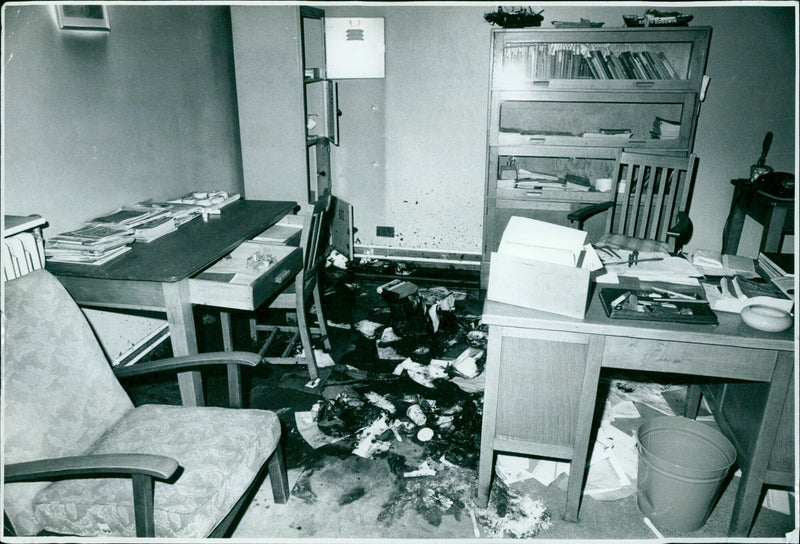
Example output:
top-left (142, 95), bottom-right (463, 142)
top-left (122, 259), bottom-right (796, 541)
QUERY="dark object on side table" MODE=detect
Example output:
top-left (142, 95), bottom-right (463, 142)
top-left (484, 6), bottom-right (544, 28)
top-left (624, 9), bottom-right (693, 27)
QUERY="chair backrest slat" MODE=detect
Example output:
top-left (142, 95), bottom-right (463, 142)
top-left (611, 152), bottom-right (697, 243)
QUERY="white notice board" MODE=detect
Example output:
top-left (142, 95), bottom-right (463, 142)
top-left (325, 18), bottom-right (385, 79)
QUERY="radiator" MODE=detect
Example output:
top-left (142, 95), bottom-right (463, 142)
top-left (2, 219), bottom-right (168, 367)
top-left (2, 230), bottom-right (45, 280)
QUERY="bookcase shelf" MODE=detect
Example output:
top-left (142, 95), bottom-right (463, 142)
top-left (481, 26), bottom-right (711, 287)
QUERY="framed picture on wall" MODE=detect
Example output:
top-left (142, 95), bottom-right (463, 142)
top-left (56, 5), bottom-right (110, 31)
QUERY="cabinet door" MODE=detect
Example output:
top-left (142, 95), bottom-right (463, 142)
top-left (307, 139), bottom-right (331, 203)
top-left (491, 91), bottom-right (697, 151)
top-left (492, 27), bottom-right (710, 92)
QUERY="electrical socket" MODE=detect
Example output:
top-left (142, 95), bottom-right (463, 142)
top-left (376, 226), bottom-right (395, 237)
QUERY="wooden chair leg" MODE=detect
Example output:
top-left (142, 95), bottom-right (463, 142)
top-left (249, 317), bottom-right (258, 344)
top-left (312, 283), bottom-right (332, 351)
top-left (220, 311), bottom-right (234, 351)
top-left (268, 445), bottom-right (290, 504)
top-left (295, 298), bottom-right (318, 380)
top-left (132, 473), bottom-right (156, 537)
top-left (683, 384), bottom-right (703, 418)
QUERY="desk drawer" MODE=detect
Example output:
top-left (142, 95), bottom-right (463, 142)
top-left (189, 242), bottom-right (302, 311)
top-left (602, 336), bottom-right (777, 382)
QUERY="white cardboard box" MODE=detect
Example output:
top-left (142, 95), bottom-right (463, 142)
top-left (487, 217), bottom-right (601, 319)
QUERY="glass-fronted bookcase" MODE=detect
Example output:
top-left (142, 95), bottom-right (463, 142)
top-left (481, 27), bottom-right (711, 287)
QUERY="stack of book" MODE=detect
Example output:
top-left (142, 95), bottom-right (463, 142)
top-left (501, 43), bottom-right (680, 81)
top-left (168, 191), bottom-right (240, 214)
top-left (132, 215), bottom-right (177, 243)
top-left (759, 252), bottom-right (795, 300)
top-left (758, 252), bottom-right (794, 279)
top-left (651, 117), bottom-right (680, 140)
top-left (135, 201), bottom-right (205, 226)
top-left (45, 224), bottom-right (135, 265)
top-left (89, 207), bottom-right (166, 229)
top-left (90, 206), bottom-right (177, 244)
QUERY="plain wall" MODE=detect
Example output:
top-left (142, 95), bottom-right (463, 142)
top-left (2, 4), bottom-right (243, 237)
top-left (323, 3), bottom-right (796, 256)
top-left (2, 3), bottom-right (796, 257)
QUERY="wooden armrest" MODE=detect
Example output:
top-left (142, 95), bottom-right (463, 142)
top-left (567, 201), bottom-right (614, 226)
top-left (114, 351), bottom-right (261, 379)
top-left (666, 211), bottom-right (692, 238)
top-left (4, 453), bottom-right (179, 483)
top-left (665, 211), bottom-right (693, 253)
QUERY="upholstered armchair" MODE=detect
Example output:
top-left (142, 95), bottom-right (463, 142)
top-left (2, 269), bottom-right (289, 538)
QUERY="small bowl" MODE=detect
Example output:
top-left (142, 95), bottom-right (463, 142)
top-left (741, 304), bottom-right (793, 332)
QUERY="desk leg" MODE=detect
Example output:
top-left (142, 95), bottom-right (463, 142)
top-left (729, 351), bottom-right (793, 537)
top-left (683, 384), bottom-right (703, 419)
top-left (477, 325), bottom-right (503, 508)
top-left (162, 280), bottom-right (204, 407)
top-left (760, 204), bottom-right (788, 253)
top-left (564, 335), bottom-right (604, 522)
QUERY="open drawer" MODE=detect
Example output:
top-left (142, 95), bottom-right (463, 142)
top-left (189, 241), bottom-right (302, 311)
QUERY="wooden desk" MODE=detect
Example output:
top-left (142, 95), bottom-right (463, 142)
top-left (47, 199), bottom-right (297, 406)
top-left (722, 178), bottom-right (794, 255)
top-left (478, 289), bottom-right (794, 537)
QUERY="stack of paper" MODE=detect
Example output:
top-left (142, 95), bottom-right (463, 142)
top-left (168, 190), bottom-right (240, 214)
top-left (133, 215), bottom-right (177, 242)
top-left (701, 276), bottom-right (794, 313)
top-left (691, 249), bottom-right (759, 278)
top-left (651, 117), bottom-right (680, 139)
top-left (88, 207), bottom-right (165, 228)
top-left (45, 224), bottom-right (134, 265)
top-left (135, 201), bottom-right (205, 226)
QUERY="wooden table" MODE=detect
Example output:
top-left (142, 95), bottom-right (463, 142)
top-left (722, 178), bottom-right (794, 255)
top-left (477, 286), bottom-right (794, 537)
top-left (47, 199), bottom-right (297, 406)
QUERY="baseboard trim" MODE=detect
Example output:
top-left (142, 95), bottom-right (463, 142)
top-left (354, 245), bottom-right (481, 270)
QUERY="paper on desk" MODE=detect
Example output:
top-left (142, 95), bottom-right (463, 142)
top-left (606, 251), bottom-right (702, 286)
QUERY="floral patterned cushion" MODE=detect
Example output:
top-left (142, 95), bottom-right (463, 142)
top-left (3, 270), bottom-right (134, 535)
top-left (33, 405), bottom-right (282, 538)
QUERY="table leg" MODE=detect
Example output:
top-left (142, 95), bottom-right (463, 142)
top-left (760, 204), bottom-right (788, 253)
top-left (564, 335), bottom-right (604, 522)
top-left (721, 187), bottom-right (747, 255)
top-left (477, 326), bottom-right (503, 508)
top-left (728, 351), bottom-right (793, 537)
top-left (162, 280), bottom-right (204, 407)
top-left (683, 384), bottom-right (703, 419)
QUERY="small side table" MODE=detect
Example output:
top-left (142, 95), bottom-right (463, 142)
top-left (722, 178), bottom-right (794, 255)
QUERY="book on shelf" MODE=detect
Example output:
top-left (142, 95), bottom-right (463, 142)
top-left (758, 252), bottom-right (794, 278)
top-left (507, 42), bottom-right (681, 81)
top-left (563, 173), bottom-right (592, 191)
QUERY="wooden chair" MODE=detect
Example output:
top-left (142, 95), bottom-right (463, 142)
top-left (3, 269), bottom-right (289, 538)
top-left (569, 152), bottom-right (698, 253)
top-left (243, 193), bottom-right (333, 381)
